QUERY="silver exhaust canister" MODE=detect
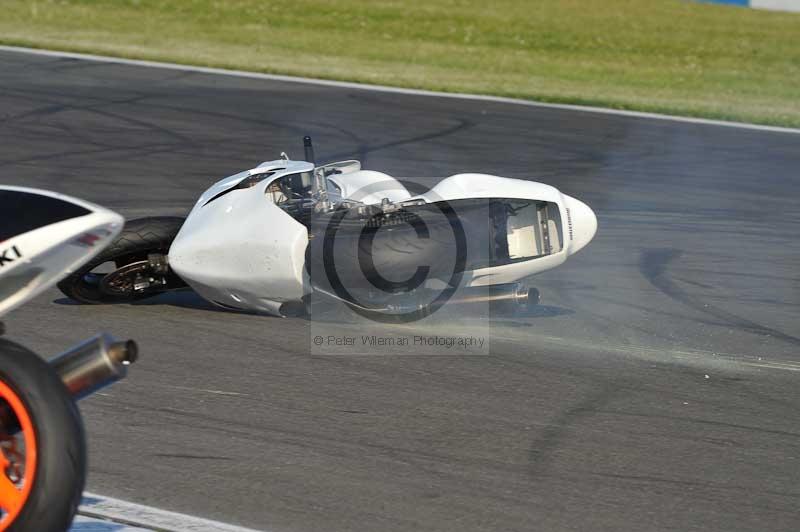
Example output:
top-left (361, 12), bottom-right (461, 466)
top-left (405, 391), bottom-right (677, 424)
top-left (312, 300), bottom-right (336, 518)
top-left (446, 283), bottom-right (537, 310)
top-left (50, 333), bottom-right (137, 400)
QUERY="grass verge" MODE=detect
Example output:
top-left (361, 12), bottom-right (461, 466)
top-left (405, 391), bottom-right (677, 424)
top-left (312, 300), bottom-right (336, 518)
top-left (1, 0), bottom-right (799, 127)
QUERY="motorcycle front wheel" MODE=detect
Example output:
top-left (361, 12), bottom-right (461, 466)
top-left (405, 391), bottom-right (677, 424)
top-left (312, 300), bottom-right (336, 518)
top-left (0, 339), bottom-right (86, 532)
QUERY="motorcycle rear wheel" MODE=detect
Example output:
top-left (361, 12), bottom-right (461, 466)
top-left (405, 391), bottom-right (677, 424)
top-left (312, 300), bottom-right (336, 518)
top-left (0, 339), bottom-right (86, 532)
top-left (58, 216), bottom-right (186, 304)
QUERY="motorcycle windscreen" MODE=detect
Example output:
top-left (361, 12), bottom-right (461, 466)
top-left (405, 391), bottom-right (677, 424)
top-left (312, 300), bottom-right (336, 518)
top-left (0, 187), bottom-right (123, 316)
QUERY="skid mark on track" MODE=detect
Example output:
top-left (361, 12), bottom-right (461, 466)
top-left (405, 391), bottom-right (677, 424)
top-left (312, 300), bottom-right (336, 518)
top-left (0, 95), bottom-right (193, 144)
top-left (639, 248), bottom-right (800, 347)
top-left (606, 410), bottom-right (800, 440)
top-left (348, 119), bottom-right (474, 165)
top-left (528, 383), bottom-right (623, 477)
top-left (152, 453), bottom-right (233, 461)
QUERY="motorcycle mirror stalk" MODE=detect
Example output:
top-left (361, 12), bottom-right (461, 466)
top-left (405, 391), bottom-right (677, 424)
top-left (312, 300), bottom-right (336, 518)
top-left (304, 135), bottom-right (333, 210)
top-left (303, 135), bottom-right (316, 165)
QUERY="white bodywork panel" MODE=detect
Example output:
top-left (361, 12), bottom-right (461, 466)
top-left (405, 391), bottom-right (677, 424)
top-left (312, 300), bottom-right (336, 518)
top-left (0, 186), bottom-right (123, 317)
top-left (168, 161), bottom-right (597, 315)
top-left (415, 174), bottom-right (596, 287)
top-left (169, 162), bottom-right (312, 314)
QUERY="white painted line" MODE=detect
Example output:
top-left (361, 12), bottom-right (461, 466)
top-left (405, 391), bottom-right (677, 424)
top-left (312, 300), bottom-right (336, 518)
top-left (72, 514), bottom-right (153, 531)
top-left (78, 492), bottom-right (266, 532)
top-left (1, 44), bottom-right (798, 136)
top-left (484, 325), bottom-right (800, 374)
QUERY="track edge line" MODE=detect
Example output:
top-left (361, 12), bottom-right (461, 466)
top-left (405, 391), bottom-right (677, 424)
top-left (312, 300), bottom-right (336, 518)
top-left (79, 492), bottom-right (267, 532)
top-left (1, 44), bottom-right (799, 135)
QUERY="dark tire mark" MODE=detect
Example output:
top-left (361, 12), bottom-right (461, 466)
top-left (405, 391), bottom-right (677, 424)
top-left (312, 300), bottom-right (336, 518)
top-left (528, 383), bottom-right (622, 477)
top-left (640, 248), bottom-right (800, 347)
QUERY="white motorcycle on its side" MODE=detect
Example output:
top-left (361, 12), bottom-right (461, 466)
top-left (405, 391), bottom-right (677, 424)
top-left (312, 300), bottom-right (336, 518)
top-left (58, 138), bottom-right (597, 321)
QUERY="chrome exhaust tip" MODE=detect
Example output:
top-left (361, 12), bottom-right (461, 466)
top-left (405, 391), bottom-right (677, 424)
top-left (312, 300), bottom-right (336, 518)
top-left (447, 283), bottom-right (537, 313)
top-left (49, 333), bottom-right (137, 400)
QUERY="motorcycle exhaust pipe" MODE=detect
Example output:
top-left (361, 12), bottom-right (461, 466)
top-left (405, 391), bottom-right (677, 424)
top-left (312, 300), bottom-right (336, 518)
top-left (49, 333), bottom-right (138, 400)
top-left (446, 283), bottom-right (538, 310)
top-left (306, 283), bottom-right (538, 316)
top-left (0, 333), bottom-right (137, 431)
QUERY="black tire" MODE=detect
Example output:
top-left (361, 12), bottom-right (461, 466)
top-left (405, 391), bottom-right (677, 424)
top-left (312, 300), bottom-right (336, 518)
top-left (58, 216), bottom-right (185, 304)
top-left (0, 339), bottom-right (86, 532)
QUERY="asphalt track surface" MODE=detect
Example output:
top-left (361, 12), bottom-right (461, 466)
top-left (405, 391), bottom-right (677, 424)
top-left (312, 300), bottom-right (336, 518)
top-left (1, 49), bottom-right (799, 532)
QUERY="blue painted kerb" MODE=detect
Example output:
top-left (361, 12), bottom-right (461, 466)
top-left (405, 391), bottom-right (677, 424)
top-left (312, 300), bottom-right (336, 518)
top-left (700, 0), bottom-right (751, 6)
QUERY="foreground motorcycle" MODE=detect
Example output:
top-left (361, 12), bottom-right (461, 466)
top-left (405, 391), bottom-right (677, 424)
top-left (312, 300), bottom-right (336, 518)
top-left (59, 138), bottom-right (597, 319)
top-left (0, 187), bottom-right (137, 531)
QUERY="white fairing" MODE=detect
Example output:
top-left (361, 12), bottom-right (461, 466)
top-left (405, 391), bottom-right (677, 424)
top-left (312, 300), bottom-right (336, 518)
top-left (169, 162), bottom-right (312, 314)
top-left (0, 186), bottom-right (123, 317)
top-left (562, 195), bottom-right (598, 255)
top-left (168, 160), bottom-right (597, 315)
top-left (415, 174), bottom-right (597, 286)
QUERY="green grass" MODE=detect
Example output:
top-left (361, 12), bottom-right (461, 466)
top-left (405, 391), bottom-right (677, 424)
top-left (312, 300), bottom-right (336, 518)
top-left (2, 1), bottom-right (799, 126)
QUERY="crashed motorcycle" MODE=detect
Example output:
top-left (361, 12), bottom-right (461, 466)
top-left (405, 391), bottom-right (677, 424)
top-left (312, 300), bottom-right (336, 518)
top-left (58, 138), bottom-right (597, 320)
top-left (0, 187), bottom-right (137, 531)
